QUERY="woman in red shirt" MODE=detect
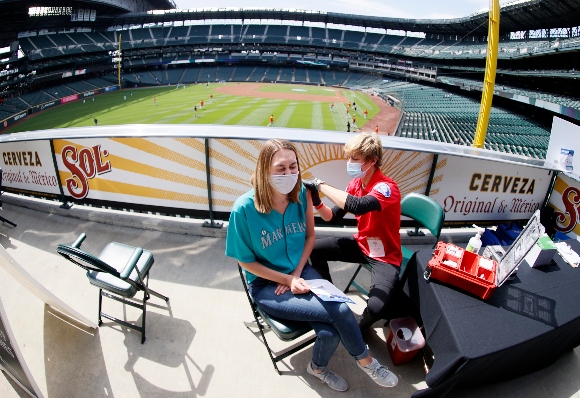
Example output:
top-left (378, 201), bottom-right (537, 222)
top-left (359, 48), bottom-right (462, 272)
top-left (305, 133), bottom-right (412, 331)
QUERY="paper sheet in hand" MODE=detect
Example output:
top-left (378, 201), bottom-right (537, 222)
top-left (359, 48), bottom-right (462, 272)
top-left (307, 279), bottom-right (356, 304)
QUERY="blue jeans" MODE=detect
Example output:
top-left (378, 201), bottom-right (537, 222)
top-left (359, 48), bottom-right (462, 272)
top-left (250, 264), bottom-right (369, 369)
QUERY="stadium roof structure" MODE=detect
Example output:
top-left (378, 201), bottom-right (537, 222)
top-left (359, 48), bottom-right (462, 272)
top-left (1, 0), bottom-right (580, 48)
top-left (76, 0), bottom-right (580, 37)
top-left (0, 0), bottom-right (177, 47)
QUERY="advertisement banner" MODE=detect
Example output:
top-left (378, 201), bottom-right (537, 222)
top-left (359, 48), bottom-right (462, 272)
top-left (31, 100), bottom-right (59, 114)
top-left (103, 86), bottom-right (118, 92)
top-left (81, 90), bottom-right (98, 98)
top-left (1, 141), bottom-right (61, 197)
top-left (60, 94), bottom-right (78, 104)
top-left (549, 173), bottom-right (580, 239)
top-left (53, 138), bottom-right (435, 213)
top-left (430, 155), bottom-right (552, 222)
top-left (0, 112), bottom-right (27, 132)
top-left (0, 132), bottom-right (555, 224)
top-left (55, 137), bottom-right (218, 211)
top-left (12, 112), bottom-right (27, 123)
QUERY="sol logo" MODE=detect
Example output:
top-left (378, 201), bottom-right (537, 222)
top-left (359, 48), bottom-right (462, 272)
top-left (62, 145), bottom-right (111, 199)
top-left (555, 186), bottom-right (580, 233)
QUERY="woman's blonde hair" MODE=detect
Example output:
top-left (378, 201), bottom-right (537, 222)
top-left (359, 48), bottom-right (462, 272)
top-left (252, 139), bottom-right (302, 213)
top-left (344, 133), bottom-right (383, 168)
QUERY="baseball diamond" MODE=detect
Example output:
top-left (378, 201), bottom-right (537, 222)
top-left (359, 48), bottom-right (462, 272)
top-left (4, 83), bottom-right (399, 135)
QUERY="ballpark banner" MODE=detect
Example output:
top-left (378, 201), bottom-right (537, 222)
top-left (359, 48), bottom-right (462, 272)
top-left (0, 132), bottom-right (559, 224)
top-left (54, 137), bottom-right (235, 211)
top-left (53, 138), bottom-right (436, 213)
top-left (81, 90), bottom-right (99, 98)
top-left (200, 140), bottom-right (434, 213)
top-left (430, 155), bottom-right (552, 222)
top-left (30, 100), bottom-right (59, 114)
top-left (1, 141), bottom-right (61, 197)
top-left (549, 173), bottom-right (580, 239)
top-left (60, 94), bottom-right (78, 104)
top-left (0, 112), bottom-right (28, 132)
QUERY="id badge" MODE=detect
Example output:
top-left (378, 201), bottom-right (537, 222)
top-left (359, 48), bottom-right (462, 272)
top-left (367, 237), bottom-right (385, 258)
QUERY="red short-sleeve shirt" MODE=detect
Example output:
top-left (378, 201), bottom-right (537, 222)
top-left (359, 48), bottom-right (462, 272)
top-left (346, 168), bottom-right (402, 266)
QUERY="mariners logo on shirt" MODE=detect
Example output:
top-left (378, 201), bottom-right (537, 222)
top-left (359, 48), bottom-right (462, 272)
top-left (373, 182), bottom-right (391, 198)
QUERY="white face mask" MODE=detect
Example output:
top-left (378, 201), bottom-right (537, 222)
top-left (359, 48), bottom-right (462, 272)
top-left (347, 161), bottom-right (372, 179)
top-left (270, 173), bottom-right (299, 194)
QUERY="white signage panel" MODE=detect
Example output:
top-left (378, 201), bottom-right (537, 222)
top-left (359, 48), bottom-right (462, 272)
top-left (430, 155), bottom-right (552, 222)
top-left (0, 141), bottom-right (61, 196)
top-left (546, 117), bottom-right (579, 178)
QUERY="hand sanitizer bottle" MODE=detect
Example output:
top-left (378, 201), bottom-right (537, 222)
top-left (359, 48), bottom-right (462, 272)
top-left (466, 225), bottom-right (485, 254)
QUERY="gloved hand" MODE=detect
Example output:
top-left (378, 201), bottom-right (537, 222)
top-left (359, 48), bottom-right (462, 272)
top-left (302, 178), bottom-right (323, 206)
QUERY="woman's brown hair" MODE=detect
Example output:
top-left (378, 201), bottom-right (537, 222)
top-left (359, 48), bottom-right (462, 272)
top-left (252, 139), bottom-right (302, 213)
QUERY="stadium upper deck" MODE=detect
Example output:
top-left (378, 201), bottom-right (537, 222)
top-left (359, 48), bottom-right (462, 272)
top-left (2, 0), bottom-right (580, 48)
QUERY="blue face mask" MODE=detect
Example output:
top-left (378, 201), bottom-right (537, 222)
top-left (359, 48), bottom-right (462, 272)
top-left (347, 161), bottom-right (371, 179)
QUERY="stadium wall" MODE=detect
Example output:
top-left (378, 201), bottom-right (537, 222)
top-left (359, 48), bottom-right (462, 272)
top-left (0, 125), bottom-right (574, 234)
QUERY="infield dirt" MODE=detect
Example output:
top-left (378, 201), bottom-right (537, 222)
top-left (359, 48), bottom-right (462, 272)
top-left (215, 82), bottom-right (400, 135)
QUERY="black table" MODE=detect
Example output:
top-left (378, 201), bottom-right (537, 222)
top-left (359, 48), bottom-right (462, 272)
top-left (404, 239), bottom-right (580, 398)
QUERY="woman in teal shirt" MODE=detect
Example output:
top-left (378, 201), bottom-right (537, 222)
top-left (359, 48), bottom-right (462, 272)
top-left (226, 139), bottom-right (398, 392)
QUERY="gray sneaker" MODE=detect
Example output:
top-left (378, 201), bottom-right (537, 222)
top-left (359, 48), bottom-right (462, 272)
top-left (307, 361), bottom-right (348, 392)
top-left (358, 358), bottom-right (398, 387)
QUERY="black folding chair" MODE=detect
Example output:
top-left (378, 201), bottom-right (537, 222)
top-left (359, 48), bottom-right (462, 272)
top-left (239, 265), bottom-right (316, 374)
top-left (56, 233), bottom-right (169, 343)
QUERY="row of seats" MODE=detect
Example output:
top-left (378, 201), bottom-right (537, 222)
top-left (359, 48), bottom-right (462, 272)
top-left (395, 37), bottom-right (570, 60)
top-left (122, 51), bottom-right (345, 66)
top-left (10, 77), bottom-right (117, 108)
top-left (21, 25), bottom-right (579, 61)
top-left (440, 76), bottom-right (580, 110)
top-left (120, 65), bottom-right (380, 86)
top-left (389, 82), bottom-right (550, 159)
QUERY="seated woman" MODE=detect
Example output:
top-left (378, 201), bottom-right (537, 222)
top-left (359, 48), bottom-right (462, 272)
top-left (225, 139), bottom-right (398, 392)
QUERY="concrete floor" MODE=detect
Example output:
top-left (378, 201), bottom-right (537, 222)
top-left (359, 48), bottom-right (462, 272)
top-left (0, 195), bottom-right (579, 398)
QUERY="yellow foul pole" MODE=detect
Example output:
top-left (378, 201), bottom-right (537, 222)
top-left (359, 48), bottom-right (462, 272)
top-left (117, 34), bottom-right (122, 88)
top-left (473, 0), bottom-right (500, 148)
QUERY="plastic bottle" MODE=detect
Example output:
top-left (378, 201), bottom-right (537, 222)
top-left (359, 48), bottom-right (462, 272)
top-left (466, 225), bottom-right (485, 254)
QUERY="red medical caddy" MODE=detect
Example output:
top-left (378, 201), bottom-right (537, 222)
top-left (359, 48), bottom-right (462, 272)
top-left (425, 210), bottom-right (545, 300)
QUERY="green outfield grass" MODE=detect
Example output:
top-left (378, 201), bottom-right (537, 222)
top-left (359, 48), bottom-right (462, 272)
top-left (4, 83), bottom-right (381, 134)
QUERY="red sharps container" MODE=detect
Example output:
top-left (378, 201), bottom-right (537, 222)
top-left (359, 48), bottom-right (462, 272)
top-left (387, 316), bottom-right (425, 365)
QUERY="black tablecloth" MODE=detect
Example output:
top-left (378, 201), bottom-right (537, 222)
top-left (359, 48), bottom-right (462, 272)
top-left (404, 239), bottom-right (580, 398)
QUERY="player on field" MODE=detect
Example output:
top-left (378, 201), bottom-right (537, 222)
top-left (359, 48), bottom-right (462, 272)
top-left (352, 116), bottom-right (358, 131)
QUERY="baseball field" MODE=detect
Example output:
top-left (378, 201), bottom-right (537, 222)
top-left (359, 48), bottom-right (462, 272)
top-left (5, 82), bottom-right (399, 134)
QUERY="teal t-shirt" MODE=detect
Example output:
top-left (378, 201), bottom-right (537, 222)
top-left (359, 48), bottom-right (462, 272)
top-left (225, 185), bottom-right (308, 283)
